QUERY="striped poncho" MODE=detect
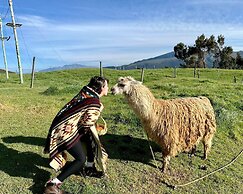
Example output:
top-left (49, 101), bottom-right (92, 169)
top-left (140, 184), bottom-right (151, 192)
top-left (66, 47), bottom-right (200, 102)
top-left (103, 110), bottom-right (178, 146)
top-left (44, 86), bottom-right (108, 172)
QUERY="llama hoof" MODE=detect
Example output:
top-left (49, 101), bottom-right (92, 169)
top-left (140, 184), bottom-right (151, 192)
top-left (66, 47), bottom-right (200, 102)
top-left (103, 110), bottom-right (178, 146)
top-left (202, 155), bottom-right (207, 160)
top-left (199, 165), bottom-right (207, 170)
top-left (188, 153), bottom-right (195, 158)
top-left (160, 167), bottom-right (166, 173)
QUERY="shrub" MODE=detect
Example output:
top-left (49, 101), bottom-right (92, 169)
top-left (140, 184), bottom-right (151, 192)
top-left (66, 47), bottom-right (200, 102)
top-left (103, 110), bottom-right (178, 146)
top-left (41, 86), bottom-right (60, 95)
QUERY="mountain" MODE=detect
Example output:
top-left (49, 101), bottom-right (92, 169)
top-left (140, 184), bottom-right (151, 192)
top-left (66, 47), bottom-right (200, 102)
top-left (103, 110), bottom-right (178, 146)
top-left (232, 50), bottom-right (243, 58)
top-left (38, 51), bottom-right (243, 72)
top-left (106, 52), bottom-right (184, 70)
top-left (106, 51), bottom-right (243, 70)
top-left (125, 52), bottom-right (184, 69)
top-left (0, 69), bottom-right (15, 74)
top-left (39, 64), bottom-right (96, 72)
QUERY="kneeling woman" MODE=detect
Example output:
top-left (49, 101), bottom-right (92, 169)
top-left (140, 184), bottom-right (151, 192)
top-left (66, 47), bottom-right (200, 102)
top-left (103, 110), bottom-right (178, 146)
top-left (43, 76), bottom-right (109, 194)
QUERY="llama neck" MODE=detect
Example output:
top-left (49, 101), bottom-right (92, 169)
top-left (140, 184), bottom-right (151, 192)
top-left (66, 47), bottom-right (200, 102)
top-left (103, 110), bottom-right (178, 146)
top-left (125, 84), bottom-right (155, 120)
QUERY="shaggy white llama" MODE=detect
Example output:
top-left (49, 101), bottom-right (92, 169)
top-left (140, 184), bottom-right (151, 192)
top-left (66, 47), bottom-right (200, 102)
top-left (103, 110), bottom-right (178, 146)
top-left (111, 76), bottom-right (216, 172)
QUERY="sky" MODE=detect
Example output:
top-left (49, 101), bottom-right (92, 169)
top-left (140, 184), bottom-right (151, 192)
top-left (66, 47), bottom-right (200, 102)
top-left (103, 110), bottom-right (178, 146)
top-left (0, 0), bottom-right (243, 72)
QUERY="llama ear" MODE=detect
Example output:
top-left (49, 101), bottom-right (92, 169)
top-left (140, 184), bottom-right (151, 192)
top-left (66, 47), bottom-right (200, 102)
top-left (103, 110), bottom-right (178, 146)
top-left (126, 76), bottom-right (136, 81)
top-left (132, 80), bottom-right (142, 85)
top-left (118, 77), bottom-right (125, 82)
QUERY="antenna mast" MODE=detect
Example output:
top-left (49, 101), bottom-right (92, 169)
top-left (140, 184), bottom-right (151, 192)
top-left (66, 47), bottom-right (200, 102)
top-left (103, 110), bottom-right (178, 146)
top-left (7, 0), bottom-right (23, 83)
top-left (0, 17), bottom-right (10, 79)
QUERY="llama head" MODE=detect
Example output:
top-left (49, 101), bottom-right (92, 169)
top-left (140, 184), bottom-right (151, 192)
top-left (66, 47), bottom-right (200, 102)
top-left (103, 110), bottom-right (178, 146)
top-left (111, 76), bottom-right (141, 95)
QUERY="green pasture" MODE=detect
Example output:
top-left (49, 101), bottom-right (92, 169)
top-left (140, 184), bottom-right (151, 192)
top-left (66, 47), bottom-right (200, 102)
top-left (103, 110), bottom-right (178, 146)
top-left (0, 68), bottom-right (242, 194)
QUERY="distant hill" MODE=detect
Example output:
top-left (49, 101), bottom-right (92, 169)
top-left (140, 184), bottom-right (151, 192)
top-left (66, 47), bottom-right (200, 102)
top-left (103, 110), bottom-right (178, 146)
top-left (124, 52), bottom-right (184, 69)
top-left (232, 50), bottom-right (243, 58)
top-left (0, 69), bottom-right (15, 74)
top-left (38, 51), bottom-right (243, 72)
top-left (105, 52), bottom-right (183, 70)
top-left (39, 64), bottom-right (96, 72)
top-left (106, 51), bottom-right (243, 70)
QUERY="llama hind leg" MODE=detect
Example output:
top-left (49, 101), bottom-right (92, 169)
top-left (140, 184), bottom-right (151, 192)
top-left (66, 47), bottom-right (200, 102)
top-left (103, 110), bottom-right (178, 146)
top-left (162, 155), bottom-right (170, 173)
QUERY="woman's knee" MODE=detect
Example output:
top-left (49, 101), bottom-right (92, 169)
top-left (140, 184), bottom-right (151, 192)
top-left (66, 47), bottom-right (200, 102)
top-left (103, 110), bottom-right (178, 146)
top-left (68, 140), bottom-right (87, 162)
top-left (75, 155), bottom-right (86, 166)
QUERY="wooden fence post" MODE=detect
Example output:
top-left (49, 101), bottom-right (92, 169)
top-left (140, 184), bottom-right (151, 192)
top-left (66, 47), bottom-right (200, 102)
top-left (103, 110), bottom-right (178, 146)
top-left (197, 69), bottom-right (200, 78)
top-left (141, 68), bottom-right (144, 83)
top-left (30, 56), bottom-right (35, 88)
top-left (99, 61), bottom-right (103, 77)
top-left (194, 66), bottom-right (196, 78)
top-left (173, 67), bottom-right (177, 78)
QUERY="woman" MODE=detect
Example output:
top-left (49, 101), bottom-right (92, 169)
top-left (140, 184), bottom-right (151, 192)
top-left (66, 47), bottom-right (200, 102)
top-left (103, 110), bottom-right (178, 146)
top-left (43, 76), bottom-right (109, 194)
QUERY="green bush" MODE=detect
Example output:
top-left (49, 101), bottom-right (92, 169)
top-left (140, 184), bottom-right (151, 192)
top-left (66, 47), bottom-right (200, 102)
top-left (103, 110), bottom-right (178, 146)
top-left (41, 86), bottom-right (60, 95)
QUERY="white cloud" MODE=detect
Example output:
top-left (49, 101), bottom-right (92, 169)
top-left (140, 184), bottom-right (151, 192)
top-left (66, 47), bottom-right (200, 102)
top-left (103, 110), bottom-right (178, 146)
top-left (17, 15), bottom-right (51, 27)
top-left (11, 14), bottom-right (243, 70)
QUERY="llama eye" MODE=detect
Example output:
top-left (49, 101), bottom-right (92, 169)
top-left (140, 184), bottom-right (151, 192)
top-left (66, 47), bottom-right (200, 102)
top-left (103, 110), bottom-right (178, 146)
top-left (118, 83), bottom-right (125, 87)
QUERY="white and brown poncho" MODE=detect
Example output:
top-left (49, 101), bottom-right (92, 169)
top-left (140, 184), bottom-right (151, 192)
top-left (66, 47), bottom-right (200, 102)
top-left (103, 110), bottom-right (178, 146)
top-left (44, 86), bottom-right (108, 172)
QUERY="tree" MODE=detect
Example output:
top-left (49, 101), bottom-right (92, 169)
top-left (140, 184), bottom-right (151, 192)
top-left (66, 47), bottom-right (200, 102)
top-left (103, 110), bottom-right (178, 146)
top-left (213, 35), bottom-right (225, 68)
top-left (195, 34), bottom-right (216, 68)
top-left (174, 42), bottom-right (189, 61)
top-left (174, 43), bottom-right (197, 68)
top-left (174, 34), bottom-right (238, 69)
top-left (174, 34), bottom-right (217, 69)
top-left (185, 55), bottom-right (197, 68)
top-left (218, 46), bottom-right (235, 69)
top-left (195, 34), bottom-right (207, 68)
top-left (236, 52), bottom-right (243, 69)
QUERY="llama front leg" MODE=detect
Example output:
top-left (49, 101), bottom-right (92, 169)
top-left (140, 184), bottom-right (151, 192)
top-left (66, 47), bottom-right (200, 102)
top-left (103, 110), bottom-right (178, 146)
top-left (162, 155), bottom-right (170, 173)
top-left (203, 142), bottom-right (211, 160)
top-left (189, 145), bottom-right (197, 157)
top-left (203, 136), bottom-right (213, 160)
top-left (203, 128), bottom-right (215, 160)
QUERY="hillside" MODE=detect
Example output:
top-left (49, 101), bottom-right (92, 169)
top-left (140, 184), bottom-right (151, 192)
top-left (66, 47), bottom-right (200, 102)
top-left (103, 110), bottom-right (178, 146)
top-left (0, 68), bottom-right (242, 194)
top-left (39, 64), bottom-right (96, 72)
top-left (106, 51), bottom-right (243, 70)
top-left (122, 52), bottom-right (183, 69)
top-left (37, 51), bottom-right (243, 72)
top-left (0, 69), bottom-right (15, 74)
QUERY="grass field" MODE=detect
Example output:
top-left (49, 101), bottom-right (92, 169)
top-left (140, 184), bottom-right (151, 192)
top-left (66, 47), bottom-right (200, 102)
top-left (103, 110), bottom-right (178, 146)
top-left (0, 68), bottom-right (242, 194)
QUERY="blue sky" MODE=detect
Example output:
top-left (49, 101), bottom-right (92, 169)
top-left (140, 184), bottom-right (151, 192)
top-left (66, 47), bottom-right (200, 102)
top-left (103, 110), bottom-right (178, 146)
top-left (0, 0), bottom-right (243, 72)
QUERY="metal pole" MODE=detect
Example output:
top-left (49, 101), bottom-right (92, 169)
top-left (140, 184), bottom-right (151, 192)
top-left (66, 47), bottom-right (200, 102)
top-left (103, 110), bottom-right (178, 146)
top-left (0, 18), bottom-right (9, 79)
top-left (8, 0), bottom-right (23, 84)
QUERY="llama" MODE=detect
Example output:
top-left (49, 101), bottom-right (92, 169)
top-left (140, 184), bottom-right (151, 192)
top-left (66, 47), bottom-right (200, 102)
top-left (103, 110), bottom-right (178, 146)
top-left (111, 76), bottom-right (216, 172)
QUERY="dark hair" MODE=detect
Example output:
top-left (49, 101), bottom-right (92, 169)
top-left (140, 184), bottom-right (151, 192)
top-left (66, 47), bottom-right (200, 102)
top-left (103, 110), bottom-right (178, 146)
top-left (87, 76), bottom-right (109, 94)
